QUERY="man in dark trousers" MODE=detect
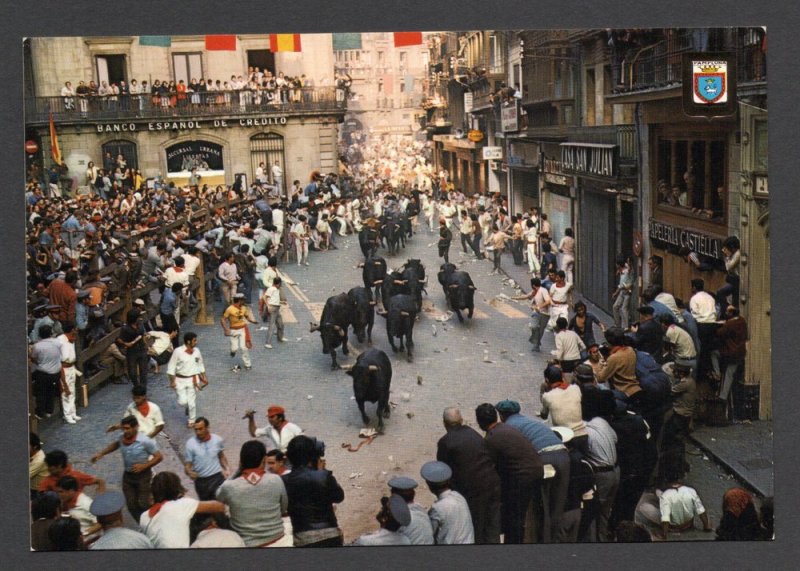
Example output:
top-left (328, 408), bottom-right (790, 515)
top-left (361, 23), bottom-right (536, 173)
top-left (475, 403), bottom-right (544, 544)
top-left (436, 407), bottom-right (501, 544)
top-left (117, 310), bottom-right (149, 388)
top-left (437, 217), bottom-right (452, 264)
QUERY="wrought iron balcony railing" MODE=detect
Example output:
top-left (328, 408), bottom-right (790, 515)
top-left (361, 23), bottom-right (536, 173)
top-left (26, 87), bottom-right (347, 125)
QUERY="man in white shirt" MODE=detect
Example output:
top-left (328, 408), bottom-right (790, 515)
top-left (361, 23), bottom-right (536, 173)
top-left (255, 162), bottom-right (268, 186)
top-left (271, 160), bottom-right (283, 191)
top-left (55, 475), bottom-right (100, 537)
top-left (689, 278), bottom-right (719, 380)
top-left (635, 477), bottom-right (712, 539)
top-left (167, 332), bottom-right (208, 428)
top-left (217, 253), bottom-right (240, 306)
top-left (107, 385), bottom-right (166, 439)
top-left (244, 405), bottom-right (303, 453)
top-left (262, 277), bottom-right (287, 348)
top-left (57, 324), bottom-right (81, 424)
top-left (291, 215), bottom-right (310, 266)
top-left (552, 317), bottom-right (586, 373)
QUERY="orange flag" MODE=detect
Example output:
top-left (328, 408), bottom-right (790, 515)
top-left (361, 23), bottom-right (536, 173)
top-left (270, 34), bottom-right (301, 52)
top-left (49, 113), bottom-right (62, 165)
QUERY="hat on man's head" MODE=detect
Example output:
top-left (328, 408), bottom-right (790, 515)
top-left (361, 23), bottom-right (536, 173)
top-left (90, 491), bottom-right (126, 517)
top-left (233, 293), bottom-right (246, 300)
top-left (133, 299), bottom-right (145, 306)
top-left (77, 291), bottom-right (90, 300)
top-left (420, 461), bottom-right (452, 484)
top-left (388, 476), bottom-right (418, 491)
top-left (267, 405), bottom-right (285, 417)
top-left (33, 304), bottom-right (49, 314)
top-left (574, 364), bottom-right (596, 381)
top-left (495, 400), bottom-right (521, 415)
top-left (46, 304), bottom-right (61, 311)
top-left (551, 426), bottom-right (574, 443)
top-left (387, 494), bottom-right (412, 526)
top-left (637, 305), bottom-right (655, 316)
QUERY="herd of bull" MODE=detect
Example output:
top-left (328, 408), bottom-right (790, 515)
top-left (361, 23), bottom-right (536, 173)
top-left (306, 220), bottom-right (478, 431)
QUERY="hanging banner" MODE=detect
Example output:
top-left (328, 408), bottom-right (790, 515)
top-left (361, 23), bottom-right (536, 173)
top-left (165, 141), bottom-right (224, 173)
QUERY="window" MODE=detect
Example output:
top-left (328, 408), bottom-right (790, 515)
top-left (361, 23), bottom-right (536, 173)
top-left (173, 53), bottom-right (203, 84)
top-left (101, 140), bottom-right (138, 170)
top-left (399, 51), bottom-right (407, 69)
top-left (754, 119), bottom-right (768, 171)
top-left (655, 133), bottom-right (727, 222)
top-left (378, 51), bottom-right (385, 66)
top-left (96, 55), bottom-right (126, 86)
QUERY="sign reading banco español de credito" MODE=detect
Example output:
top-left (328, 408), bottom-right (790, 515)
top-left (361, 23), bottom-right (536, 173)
top-left (95, 116), bottom-right (289, 133)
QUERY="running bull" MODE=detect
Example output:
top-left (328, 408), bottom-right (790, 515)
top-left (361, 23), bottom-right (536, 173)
top-left (347, 286), bottom-right (376, 345)
top-left (309, 293), bottom-right (353, 370)
top-left (437, 263), bottom-right (477, 323)
top-left (377, 293), bottom-right (417, 362)
top-left (344, 347), bottom-right (392, 431)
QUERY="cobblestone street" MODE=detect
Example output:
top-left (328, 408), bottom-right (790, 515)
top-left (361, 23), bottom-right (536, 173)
top-left (38, 228), bottom-right (738, 542)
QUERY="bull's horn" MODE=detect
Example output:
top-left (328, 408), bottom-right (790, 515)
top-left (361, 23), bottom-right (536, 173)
top-left (449, 284), bottom-right (459, 288)
top-left (469, 285), bottom-right (477, 290)
top-left (419, 279), bottom-right (426, 283)
top-left (400, 311), bottom-right (410, 316)
top-left (374, 261), bottom-right (382, 265)
top-left (368, 365), bottom-right (379, 372)
top-left (402, 280), bottom-right (409, 284)
top-left (369, 301), bottom-right (377, 305)
top-left (333, 325), bottom-right (343, 333)
top-left (373, 279), bottom-right (384, 285)
top-left (393, 280), bottom-right (404, 285)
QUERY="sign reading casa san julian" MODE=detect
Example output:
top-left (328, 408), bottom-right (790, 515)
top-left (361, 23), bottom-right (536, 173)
top-left (95, 116), bottom-right (289, 133)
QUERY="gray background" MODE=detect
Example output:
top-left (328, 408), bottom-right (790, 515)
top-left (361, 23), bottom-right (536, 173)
top-left (2, 1), bottom-right (795, 567)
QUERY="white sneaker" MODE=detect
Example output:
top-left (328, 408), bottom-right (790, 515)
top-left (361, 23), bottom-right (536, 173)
top-left (304, 262), bottom-right (310, 266)
top-left (265, 344), bottom-right (273, 349)
top-left (64, 417), bottom-right (76, 424)
top-left (278, 337), bottom-right (288, 342)
top-left (73, 415), bottom-right (82, 421)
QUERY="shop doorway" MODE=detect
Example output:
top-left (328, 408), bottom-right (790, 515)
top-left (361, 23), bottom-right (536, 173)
top-left (250, 132), bottom-right (286, 195)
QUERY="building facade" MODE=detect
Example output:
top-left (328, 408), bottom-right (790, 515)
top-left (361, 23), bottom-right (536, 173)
top-left (25, 35), bottom-right (345, 194)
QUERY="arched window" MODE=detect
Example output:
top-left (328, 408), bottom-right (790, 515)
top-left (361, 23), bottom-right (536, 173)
top-left (101, 139), bottom-right (138, 170)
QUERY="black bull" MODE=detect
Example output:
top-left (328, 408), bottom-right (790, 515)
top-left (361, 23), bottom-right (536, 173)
top-left (347, 286), bottom-right (376, 344)
top-left (437, 263), bottom-right (477, 323)
top-left (345, 348), bottom-right (392, 431)
top-left (377, 294), bottom-right (417, 362)
top-left (359, 254), bottom-right (387, 303)
top-left (309, 293), bottom-right (352, 370)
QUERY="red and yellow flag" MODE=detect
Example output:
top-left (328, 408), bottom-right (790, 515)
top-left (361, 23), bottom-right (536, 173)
top-left (270, 34), bottom-right (301, 52)
top-left (49, 113), bottom-right (62, 165)
top-left (205, 35), bottom-right (237, 51)
top-left (394, 32), bottom-right (423, 47)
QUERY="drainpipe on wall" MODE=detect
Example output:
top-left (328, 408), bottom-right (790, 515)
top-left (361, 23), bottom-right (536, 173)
top-left (634, 101), bottom-right (645, 303)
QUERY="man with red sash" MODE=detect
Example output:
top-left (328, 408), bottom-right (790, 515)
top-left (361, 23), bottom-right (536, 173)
top-left (167, 332), bottom-right (208, 428)
top-left (221, 293), bottom-right (256, 372)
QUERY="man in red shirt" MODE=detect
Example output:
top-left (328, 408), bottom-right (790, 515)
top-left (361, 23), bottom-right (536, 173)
top-left (48, 270), bottom-right (78, 324)
top-left (38, 450), bottom-right (106, 495)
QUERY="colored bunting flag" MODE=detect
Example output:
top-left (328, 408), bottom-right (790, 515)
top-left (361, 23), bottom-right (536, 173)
top-left (332, 33), bottom-right (362, 51)
top-left (270, 34), bottom-right (302, 52)
top-left (139, 36), bottom-right (172, 47)
top-left (394, 32), bottom-right (423, 47)
top-left (205, 35), bottom-right (237, 51)
top-left (49, 113), bottom-right (62, 165)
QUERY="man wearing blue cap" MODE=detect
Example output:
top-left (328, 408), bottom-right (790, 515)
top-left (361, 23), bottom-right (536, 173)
top-left (496, 399), bottom-right (570, 543)
top-left (352, 494), bottom-right (412, 546)
top-left (420, 460), bottom-right (474, 544)
top-left (436, 407), bottom-right (501, 544)
top-left (388, 476), bottom-right (434, 545)
top-left (89, 491), bottom-right (154, 549)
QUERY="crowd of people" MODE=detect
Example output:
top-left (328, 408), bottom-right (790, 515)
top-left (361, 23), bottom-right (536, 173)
top-left (28, 134), bottom-right (768, 549)
top-left (57, 67), bottom-right (335, 116)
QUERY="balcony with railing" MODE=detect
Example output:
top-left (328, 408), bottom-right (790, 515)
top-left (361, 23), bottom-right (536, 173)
top-left (569, 124), bottom-right (637, 163)
top-left (26, 87), bottom-right (347, 126)
top-left (614, 28), bottom-right (767, 96)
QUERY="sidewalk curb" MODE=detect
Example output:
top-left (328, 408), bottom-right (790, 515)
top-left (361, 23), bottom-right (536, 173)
top-left (687, 433), bottom-right (768, 498)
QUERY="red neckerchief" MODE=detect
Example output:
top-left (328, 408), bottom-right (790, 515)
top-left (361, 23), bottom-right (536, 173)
top-left (63, 494), bottom-right (79, 511)
top-left (241, 468), bottom-right (266, 485)
top-left (136, 401), bottom-right (150, 418)
top-left (197, 432), bottom-right (212, 443)
top-left (185, 346), bottom-right (194, 355)
top-left (148, 501), bottom-right (168, 518)
top-left (610, 345), bottom-right (626, 355)
top-left (553, 382), bottom-right (571, 390)
top-left (121, 433), bottom-right (137, 446)
top-left (174, 267), bottom-right (184, 272)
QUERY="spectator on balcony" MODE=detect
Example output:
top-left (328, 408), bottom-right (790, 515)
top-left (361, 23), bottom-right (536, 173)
top-left (75, 80), bottom-right (89, 114)
top-left (61, 81), bottom-right (75, 111)
top-left (109, 82), bottom-right (119, 111)
top-left (119, 80), bottom-right (129, 111)
top-left (176, 80), bottom-right (187, 107)
top-left (97, 81), bottom-right (110, 108)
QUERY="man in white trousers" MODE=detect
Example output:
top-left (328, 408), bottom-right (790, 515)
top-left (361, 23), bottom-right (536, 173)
top-left (167, 332), bottom-right (208, 428)
top-left (57, 323), bottom-right (81, 424)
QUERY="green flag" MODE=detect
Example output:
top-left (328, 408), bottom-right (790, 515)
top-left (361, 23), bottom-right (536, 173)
top-left (139, 36), bottom-right (172, 47)
top-left (332, 33), bottom-right (362, 51)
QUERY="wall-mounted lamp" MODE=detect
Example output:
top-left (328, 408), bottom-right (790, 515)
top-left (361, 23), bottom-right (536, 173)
top-left (740, 293), bottom-right (748, 305)
top-left (741, 213), bottom-right (749, 227)
top-left (740, 253), bottom-right (748, 267)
